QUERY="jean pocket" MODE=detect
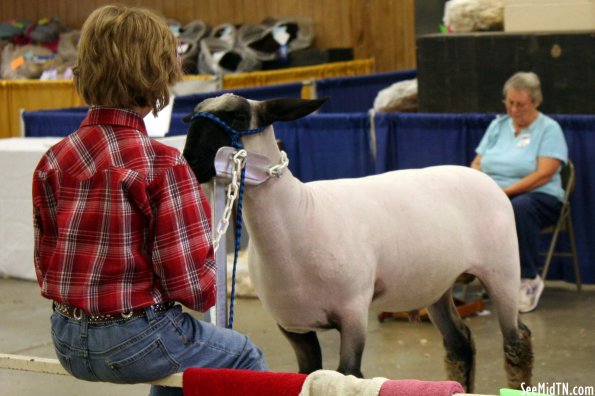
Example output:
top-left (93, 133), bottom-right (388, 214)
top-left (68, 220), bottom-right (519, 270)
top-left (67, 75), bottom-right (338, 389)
top-left (53, 347), bottom-right (74, 376)
top-left (108, 338), bottom-right (180, 384)
top-left (53, 344), bottom-right (100, 381)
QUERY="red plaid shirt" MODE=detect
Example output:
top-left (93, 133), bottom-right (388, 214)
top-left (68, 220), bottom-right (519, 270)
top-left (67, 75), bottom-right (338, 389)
top-left (32, 107), bottom-right (216, 315)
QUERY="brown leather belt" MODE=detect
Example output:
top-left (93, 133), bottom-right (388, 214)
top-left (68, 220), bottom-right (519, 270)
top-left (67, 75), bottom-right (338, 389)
top-left (53, 301), bottom-right (175, 324)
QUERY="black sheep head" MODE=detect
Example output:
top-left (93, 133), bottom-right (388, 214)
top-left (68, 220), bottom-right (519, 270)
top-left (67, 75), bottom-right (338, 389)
top-left (182, 93), bottom-right (327, 184)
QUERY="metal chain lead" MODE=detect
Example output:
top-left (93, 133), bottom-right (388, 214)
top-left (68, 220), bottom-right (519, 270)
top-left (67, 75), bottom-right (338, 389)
top-left (213, 149), bottom-right (247, 252)
top-left (266, 150), bottom-right (289, 178)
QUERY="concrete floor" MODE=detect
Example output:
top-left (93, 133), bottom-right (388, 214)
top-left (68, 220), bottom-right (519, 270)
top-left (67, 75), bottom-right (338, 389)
top-left (1, 277), bottom-right (593, 396)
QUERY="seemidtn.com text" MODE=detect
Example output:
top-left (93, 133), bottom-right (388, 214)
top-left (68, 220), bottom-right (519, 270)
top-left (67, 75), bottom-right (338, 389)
top-left (521, 382), bottom-right (594, 396)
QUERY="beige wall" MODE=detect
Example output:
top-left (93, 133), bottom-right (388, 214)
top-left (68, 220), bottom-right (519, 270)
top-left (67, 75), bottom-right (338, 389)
top-left (0, 0), bottom-right (417, 72)
top-left (504, 0), bottom-right (595, 32)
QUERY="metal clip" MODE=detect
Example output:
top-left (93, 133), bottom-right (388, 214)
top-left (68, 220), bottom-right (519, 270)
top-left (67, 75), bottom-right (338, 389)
top-left (73, 307), bottom-right (83, 320)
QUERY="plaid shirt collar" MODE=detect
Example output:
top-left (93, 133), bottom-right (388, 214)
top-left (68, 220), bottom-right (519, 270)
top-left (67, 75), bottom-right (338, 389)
top-left (81, 106), bottom-right (148, 135)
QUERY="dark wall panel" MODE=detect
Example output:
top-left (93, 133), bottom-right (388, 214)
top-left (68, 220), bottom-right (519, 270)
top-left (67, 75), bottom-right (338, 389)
top-left (417, 31), bottom-right (595, 114)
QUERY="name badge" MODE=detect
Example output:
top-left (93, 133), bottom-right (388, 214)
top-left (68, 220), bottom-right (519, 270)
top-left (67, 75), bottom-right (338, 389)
top-left (517, 133), bottom-right (531, 148)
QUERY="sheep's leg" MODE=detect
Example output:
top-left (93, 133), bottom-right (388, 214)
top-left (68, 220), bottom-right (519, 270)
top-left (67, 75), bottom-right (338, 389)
top-left (336, 312), bottom-right (367, 378)
top-left (482, 275), bottom-right (533, 389)
top-left (503, 320), bottom-right (533, 389)
top-left (278, 325), bottom-right (322, 374)
top-left (427, 291), bottom-right (476, 392)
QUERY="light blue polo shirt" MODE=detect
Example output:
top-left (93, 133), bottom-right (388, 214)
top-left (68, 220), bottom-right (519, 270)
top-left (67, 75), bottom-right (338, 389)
top-left (475, 113), bottom-right (568, 201)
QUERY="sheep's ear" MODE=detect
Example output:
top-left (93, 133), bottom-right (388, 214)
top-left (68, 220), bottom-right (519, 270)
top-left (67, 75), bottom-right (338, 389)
top-left (258, 97), bottom-right (328, 125)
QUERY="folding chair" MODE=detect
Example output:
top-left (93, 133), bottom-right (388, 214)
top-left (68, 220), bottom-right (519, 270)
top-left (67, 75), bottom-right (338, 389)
top-left (540, 159), bottom-right (582, 293)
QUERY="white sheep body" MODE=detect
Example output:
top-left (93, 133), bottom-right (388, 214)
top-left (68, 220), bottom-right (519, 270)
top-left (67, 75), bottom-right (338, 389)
top-left (182, 94), bottom-right (533, 390)
top-left (244, 163), bottom-right (517, 333)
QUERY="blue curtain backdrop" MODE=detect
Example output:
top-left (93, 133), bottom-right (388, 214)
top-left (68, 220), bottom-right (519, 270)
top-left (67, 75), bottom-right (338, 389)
top-left (273, 112), bottom-right (374, 182)
top-left (23, 107), bottom-right (88, 137)
top-left (23, 83), bottom-right (304, 137)
top-left (315, 69), bottom-right (416, 113)
top-left (168, 82), bottom-right (304, 135)
top-left (373, 112), bottom-right (492, 172)
top-left (18, 77), bottom-right (594, 285)
top-left (371, 112), bottom-right (595, 285)
top-left (268, 111), bottom-right (595, 285)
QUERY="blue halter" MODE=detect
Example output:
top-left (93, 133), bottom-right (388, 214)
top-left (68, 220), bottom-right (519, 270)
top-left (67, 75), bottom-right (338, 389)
top-left (189, 111), bottom-right (268, 329)
top-left (188, 112), bottom-right (267, 149)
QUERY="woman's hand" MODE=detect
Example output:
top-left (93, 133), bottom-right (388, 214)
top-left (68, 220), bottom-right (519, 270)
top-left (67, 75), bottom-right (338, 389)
top-left (502, 157), bottom-right (562, 197)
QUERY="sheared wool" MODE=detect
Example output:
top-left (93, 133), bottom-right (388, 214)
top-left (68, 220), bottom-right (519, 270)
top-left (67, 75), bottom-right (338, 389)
top-left (373, 78), bottom-right (418, 113)
top-left (444, 0), bottom-right (504, 32)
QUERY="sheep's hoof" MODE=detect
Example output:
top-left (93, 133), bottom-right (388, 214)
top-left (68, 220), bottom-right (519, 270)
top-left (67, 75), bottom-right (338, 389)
top-left (504, 322), bottom-right (533, 389)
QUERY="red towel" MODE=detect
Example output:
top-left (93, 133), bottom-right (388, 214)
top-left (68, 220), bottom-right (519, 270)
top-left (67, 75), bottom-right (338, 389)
top-left (379, 379), bottom-right (464, 396)
top-left (183, 368), bottom-right (307, 396)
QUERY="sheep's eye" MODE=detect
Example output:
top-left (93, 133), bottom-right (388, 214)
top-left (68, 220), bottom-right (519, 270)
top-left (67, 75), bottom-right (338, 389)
top-left (228, 113), bottom-right (250, 130)
top-left (234, 113), bottom-right (249, 123)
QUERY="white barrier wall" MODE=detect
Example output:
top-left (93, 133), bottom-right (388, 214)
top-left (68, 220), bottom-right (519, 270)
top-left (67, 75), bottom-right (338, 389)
top-left (504, 0), bottom-right (595, 32)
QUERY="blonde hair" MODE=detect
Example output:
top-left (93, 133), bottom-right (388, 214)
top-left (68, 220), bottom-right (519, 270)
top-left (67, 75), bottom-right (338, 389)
top-left (73, 5), bottom-right (181, 115)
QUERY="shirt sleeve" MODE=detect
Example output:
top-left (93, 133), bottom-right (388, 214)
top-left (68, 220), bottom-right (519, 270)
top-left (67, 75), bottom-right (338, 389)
top-left (147, 163), bottom-right (216, 312)
top-left (537, 118), bottom-right (568, 163)
top-left (32, 184), bottom-right (47, 285)
top-left (475, 117), bottom-right (501, 156)
top-left (31, 165), bottom-right (60, 288)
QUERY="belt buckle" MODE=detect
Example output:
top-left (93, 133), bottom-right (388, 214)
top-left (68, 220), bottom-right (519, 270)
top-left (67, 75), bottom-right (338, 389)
top-left (121, 311), bottom-right (134, 319)
top-left (72, 307), bottom-right (83, 320)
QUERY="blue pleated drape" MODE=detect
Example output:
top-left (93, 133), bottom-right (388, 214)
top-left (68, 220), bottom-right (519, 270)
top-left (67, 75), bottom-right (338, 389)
top-left (17, 77), bottom-right (595, 285)
top-left (168, 82), bottom-right (304, 136)
top-left (373, 112), bottom-right (595, 285)
top-left (548, 115), bottom-right (595, 282)
top-left (273, 112), bottom-right (374, 183)
top-left (373, 112), bottom-right (493, 172)
top-left (22, 107), bottom-right (88, 137)
top-left (315, 69), bottom-right (416, 113)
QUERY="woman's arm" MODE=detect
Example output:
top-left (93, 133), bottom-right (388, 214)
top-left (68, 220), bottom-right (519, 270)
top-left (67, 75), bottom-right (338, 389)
top-left (502, 157), bottom-right (562, 197)
top-left (470, 154), bottom-right (482, 170)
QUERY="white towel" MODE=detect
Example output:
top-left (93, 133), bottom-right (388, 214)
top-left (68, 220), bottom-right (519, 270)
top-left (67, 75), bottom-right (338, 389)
top-left (299, 369), bottom-right (388, 396)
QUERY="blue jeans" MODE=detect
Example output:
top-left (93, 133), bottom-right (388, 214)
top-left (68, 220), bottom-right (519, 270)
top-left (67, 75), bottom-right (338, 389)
top-left (510, 192), bottom-right (562, 279)
top-left (50, 304), bottom-right (267, 396)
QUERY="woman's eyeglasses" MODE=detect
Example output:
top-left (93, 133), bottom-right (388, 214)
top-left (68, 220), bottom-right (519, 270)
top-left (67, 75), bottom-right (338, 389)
top-left (502, 99), bottom-right (532, 110)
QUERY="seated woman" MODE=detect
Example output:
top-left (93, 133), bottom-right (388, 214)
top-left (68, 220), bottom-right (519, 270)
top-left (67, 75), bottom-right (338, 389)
top-left (470, 71), bottom-right (568, 313)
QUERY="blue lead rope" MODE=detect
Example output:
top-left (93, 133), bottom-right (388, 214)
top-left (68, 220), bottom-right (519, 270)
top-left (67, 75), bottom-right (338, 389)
top-left (189, 112), bottom-right (267, 329)
top-left (227, 166), bottom-right (246, 329)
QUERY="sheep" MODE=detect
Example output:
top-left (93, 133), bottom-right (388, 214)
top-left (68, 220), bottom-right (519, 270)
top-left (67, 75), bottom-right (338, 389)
top-left (182, 94), bottom-right (533, 392)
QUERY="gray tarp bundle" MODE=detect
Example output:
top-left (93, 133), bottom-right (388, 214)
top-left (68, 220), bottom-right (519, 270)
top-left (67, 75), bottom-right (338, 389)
top-left (198, 16), bottom-right (314, 75)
